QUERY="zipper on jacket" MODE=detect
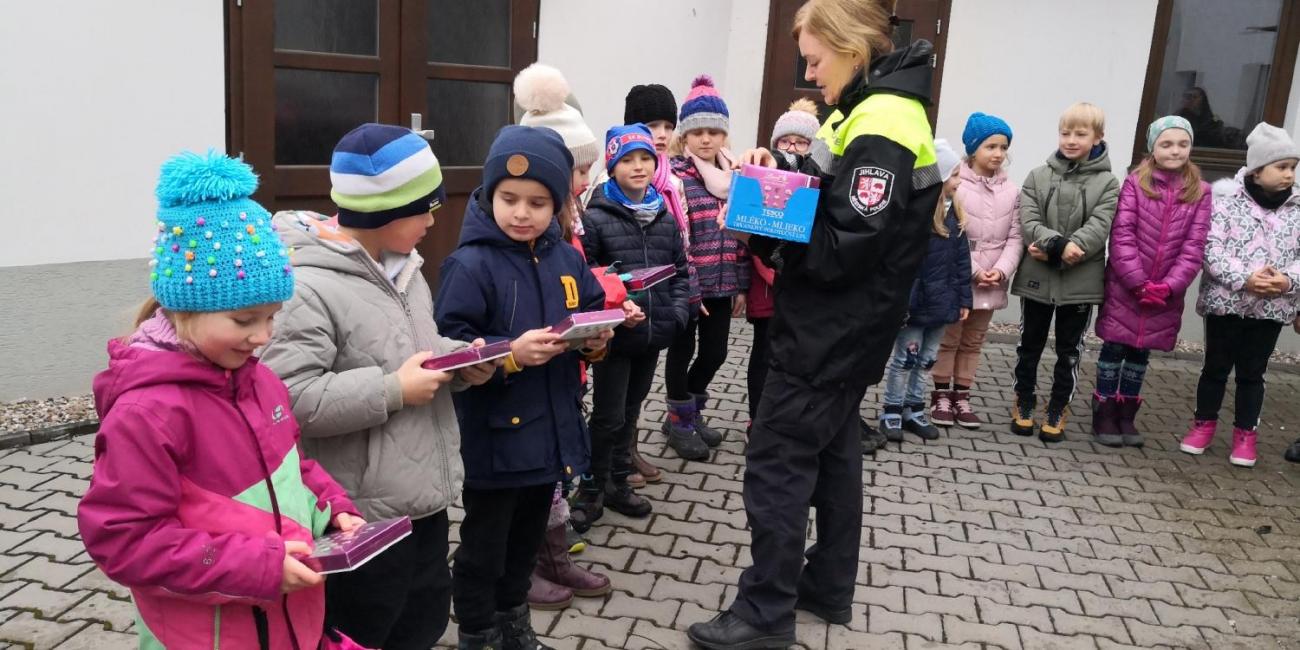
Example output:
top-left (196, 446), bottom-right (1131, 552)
top-left (527, 246), bottom-right (563, 468)
top-left (229, 374), bottom-right (303, 650)
top-left (1138, 190), bottom-right (1176, 346)
top-left (355, 252), bottom-right (454, 510)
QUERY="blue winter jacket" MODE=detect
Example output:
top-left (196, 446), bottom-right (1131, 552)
top-left (435, 190), bottom-right (605, 489)
top-left (907, 204), bottom-right (974, 328)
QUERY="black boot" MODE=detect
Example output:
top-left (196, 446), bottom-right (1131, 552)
top-left (604, 480), bottom-right (652, 518)
top-left (568, 479), bottom-right (603, 534)
top-left (1286, 438), bottom-right (1300, 463)
top-left (692, 392), bottom-right (724, 447)
top-left (495, 604), bottom-right (553, 650)
top-left (687, 611), bottom-right (794, 650)
top-left (458, 625), bottom-right (503, 650)
top-left (860, 418), bottom-right (887, 455)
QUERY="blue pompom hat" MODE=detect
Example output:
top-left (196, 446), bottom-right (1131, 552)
top-left (961, 112), bottom-right (1013, 156)
top-left (149, 150), bottom-right (295, 312)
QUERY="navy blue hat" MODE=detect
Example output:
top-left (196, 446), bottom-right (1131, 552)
top-left (483, 125), bottom-right (574, 212)
top-left (961, 112), bottom-right (1013, 155)
top-left (604, 124), bottom-right (657, 173)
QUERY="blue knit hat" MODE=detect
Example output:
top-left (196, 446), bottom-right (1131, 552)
top-left (678, 75), bottom-right (730, 134)
top-left (961, 112), bottom-right (1013, 155)
top-left (150, 151), bottom-right (294, 312)
top-left (483, 125), bottom-right (574, 212)
top-left (1146, 115), bottom-right (1194, 152)
top-left (604, 124), bottom-right (657, 173)
top-left (330, 123), bottom-right (446, 229)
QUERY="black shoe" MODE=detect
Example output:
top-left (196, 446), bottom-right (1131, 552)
top-left (902, 411), bottom-right (941, 440)
top-left (794, 594), bottom-right (852, 625)
top-left (495, 603), bottom-right (552, 650)
top-left (860, 419), bottom-right (888, 455)
top-left (686, 611), bottom-right (794, 650)
top-left (1285, 438), bottom-right (1300, 463)
top-left (457, 625), bottom-right (504, 650)
top-left (880, 413), bottom-right (905, 442)
top-left (1010, 393), bottom-right (1036, 436)
top-left (568, 484), bottom-right (603, 534)
top-left (693, 393), bottom-right (724, 447)
top-left (604, 483), bottom-right (652, 518)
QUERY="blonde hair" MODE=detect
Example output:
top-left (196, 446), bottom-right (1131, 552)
top-left (932, 195), bottom-right (965, 238)
top-left (1135, 156), bottom-right (1204, 204)
top-left (792, 0), bottom-right (896, 68)
top-left (1059, 102), bottom-right (1106, 137)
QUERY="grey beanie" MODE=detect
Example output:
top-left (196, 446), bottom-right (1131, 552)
top-left (1246, 122), bottom-right (1300, 172)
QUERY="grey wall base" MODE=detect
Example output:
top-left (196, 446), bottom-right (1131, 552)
top-left (0, 259), bottom-right (148, 401)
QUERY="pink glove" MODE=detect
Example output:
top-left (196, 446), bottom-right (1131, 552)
top-left (1137, 281), bottom-right (1169, 308)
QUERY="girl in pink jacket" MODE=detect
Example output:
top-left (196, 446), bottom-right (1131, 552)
top-left (77, 152), bottom-right (362, 650)
top-left (931, 113), bottom-right (1021, 429)
top-left (1092, 117), bottom-right (1211, 448)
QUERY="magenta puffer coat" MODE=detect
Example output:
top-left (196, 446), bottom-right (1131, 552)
top-left (1095, 169), bottom-right (1212, 351)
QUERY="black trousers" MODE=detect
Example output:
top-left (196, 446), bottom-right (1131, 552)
top-left (588, 350), bottom-right (661, 486)
top-left (1195, 314), bottom-right (1284, 430)
top-left (1013, 298), bottom-right (1094, 409)
top-left (325, 512), bottom-right (450, 650)
top-left (729, 370), bottom-right (865, 633)
top-left (665, 297), bottom-right (733, 400)
top-left (451, 484), bottom-right (554, 634)
top-left (747, 318), bottom-right (772, 420)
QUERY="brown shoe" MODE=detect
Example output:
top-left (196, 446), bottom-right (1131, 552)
top-left (526, 571), bottom-right (574, 610)
top-left (951, 391), bottom-right (981, 430)
top-left (929, 389), bottom-right (955, 427)
top-left (629, 445), bottom-right (662, 483)
top-left (535, 524), bottom-right (611, 597)
top-left (627, 471), bottom-right (646, 489)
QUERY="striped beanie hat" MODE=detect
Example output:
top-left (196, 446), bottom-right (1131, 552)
top-left (330, 123), bottom-right (446, 229)
top-left (150, 150), bottom-right (294, 312)
top-left (678, 75), bottom-right (730, 134)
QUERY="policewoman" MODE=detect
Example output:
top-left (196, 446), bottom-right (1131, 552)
top-left (688, 1), bottom-right (942, 647)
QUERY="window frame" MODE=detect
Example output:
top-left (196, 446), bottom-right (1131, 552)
top-left (1133, 0), bottom-right (1300, 175)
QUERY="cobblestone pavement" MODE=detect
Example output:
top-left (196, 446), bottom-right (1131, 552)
top-left (2, 325), bottom-right (1299, 649)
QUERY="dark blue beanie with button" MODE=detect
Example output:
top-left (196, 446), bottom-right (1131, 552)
top-left (482, 125), bottom-right (574, 213)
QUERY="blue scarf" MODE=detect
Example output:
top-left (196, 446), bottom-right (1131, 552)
top-left (604, 178), bottom-right (663, 214)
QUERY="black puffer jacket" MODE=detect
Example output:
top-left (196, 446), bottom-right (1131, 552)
top-left (580, 186), bottom-right (690, 355)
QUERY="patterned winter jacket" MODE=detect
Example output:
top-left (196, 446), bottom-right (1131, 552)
top-left (670, 155), bottom-right (750, 299)
top-left (1196, 169), bottom-right (1300, 324)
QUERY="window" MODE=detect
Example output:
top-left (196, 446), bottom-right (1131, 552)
top-left (1136, 0), bottom-right (1300, 172)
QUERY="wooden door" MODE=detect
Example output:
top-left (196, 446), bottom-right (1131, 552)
top-left (756, 0), bottom-right (950, 147)
top-left (227, 0), bottom-right (539, 289)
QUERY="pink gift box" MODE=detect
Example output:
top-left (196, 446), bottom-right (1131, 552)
top-left (550, 308), bottom-right (626, 342)
top-left (305, 516), bottom-right (413, 574)
top-left (622, 264), bottom-right (675, 291)
top-left (421, 340), bottom-right (513, 372)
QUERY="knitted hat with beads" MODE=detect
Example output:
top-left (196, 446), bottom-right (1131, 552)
top-left (770, 98), bottom-right (821, 148)
top-left (149, 151), bottom-right (294, 312)
top-left (330, 123), bottom-right (446, 229)
top-left (678, 75), bottom-right (730, 134)
top-left (624, 84), bottom-right (678, 127)
top-left (513, 63), bottom-right (600, 169)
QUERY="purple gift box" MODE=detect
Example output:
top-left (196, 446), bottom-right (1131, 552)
top-left (421, 340), bottom-right (513, 372)
top-left (622, 264), bottom-right (675, 291)
top-left (550, 308), bottom-right (626, 342)
top-left (306, 516), bottom-right (413, 574)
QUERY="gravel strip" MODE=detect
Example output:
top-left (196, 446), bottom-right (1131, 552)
top-left (0, 395), bottom-right (96, 435)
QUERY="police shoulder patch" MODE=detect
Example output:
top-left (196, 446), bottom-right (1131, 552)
top-left (848, 166), bottom-right (895, 218)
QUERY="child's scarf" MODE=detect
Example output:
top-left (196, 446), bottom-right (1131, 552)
top-left (604, 177), bottom-right (664, 215)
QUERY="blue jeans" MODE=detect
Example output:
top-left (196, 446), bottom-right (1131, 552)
top-left (883, 325), bottom-right (946, 407)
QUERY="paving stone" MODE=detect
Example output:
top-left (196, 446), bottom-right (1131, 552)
top-left (10, 533), bottom-right (83, 563)
top-left (970, 558), bottom-right (1040, 589)
top-left (977, 596), bottom-right (1052, 633)
top-left (49, 624), bottom-right (136, 650)
top-left (903, 588), bottom-right (976, 620)
top-left (0, 583), bottom-right (87, 618)
top-left (1123, 619), bottom-right (1209, 649)
top-left (600, 592), bottom-right (678, 628)
top-left (1018, 625), bottom-right (1100, 650)
top-left (3, 557), bottom-right (92, 591)
top-left (1008, 583), bottom-right (1082, 615)
top-left (1050, 610), bottom-right (1133, 644)
top-left (941, 614), bottom-right (1023, 649)
top-left (548, 610), bottom-right (633, 649)
top-left (867, 605), bottom-right (941, 641)
top-left (57, 593), bottom-right (134, 633)
top-left (827, 626), bottom-right (906, 650)
top-left (938, 573), bottom-right (1010, 605)
top-left (1078, 591), bottom-right (1158, 624)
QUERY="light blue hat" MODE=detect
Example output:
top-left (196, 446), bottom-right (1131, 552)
top-left (1146, 115), bottom-right (1194, 152)
top-left (150, 151), bottom-right (294, 312)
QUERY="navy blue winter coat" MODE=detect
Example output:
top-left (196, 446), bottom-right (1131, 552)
top-left (435, 190), bottom-right (605, 490)
top-left (580, 186), bottom-right (690, 355)
top-left (907, 204), bottom-right (974, 328)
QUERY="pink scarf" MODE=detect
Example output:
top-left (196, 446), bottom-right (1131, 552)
top-left (688, 148), bottom-right (736, 200)
top-left (653, 152), bottom-right (691, 252)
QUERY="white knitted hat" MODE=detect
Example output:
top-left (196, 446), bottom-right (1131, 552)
top-left (1245, 122), bottom-right (1300, 172)
top-left (513, 63), bottom-right (599, 169)
top-left (770, 98), bottom-right (820, 148)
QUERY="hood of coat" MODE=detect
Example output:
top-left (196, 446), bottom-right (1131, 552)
top-left (837, 40), bottom-right (935, 112)
top-left (1213, 167), bottom-right (1300, 207)
top-left (457, 187), bottom-right (564, 252)
top-left (272, 210), bottom-right (424, 290)
top-left (94, 312), bottom-right (255, 417)
top-left (958, 161), bottom-right (1008, 187)
top-left (1045, 142), bottom-right (1113, 176)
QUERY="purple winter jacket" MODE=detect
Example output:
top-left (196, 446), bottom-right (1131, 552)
top-left (1095, 169), bottom-right (1212, 351)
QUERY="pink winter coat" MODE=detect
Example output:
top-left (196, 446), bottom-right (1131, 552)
top-left (1095, 170), bottom-right (1212, 350)
top-left (954, 163), bottom-right (1022, 310)
top-left (77, 312), bottom-right (359, 650)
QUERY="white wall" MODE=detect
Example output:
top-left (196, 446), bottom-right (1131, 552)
top-left (538, 0), bottom-right (769, 154)
top-left (0, 2), bottom-right (227, 268)
top-left (935, 0), bottom-right (1160, 184)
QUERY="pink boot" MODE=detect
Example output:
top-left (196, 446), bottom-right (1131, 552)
top-left (1179, 419), bottom-right (1217, 455)
top-left (1230, 427), bottom-right (1258, 467)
